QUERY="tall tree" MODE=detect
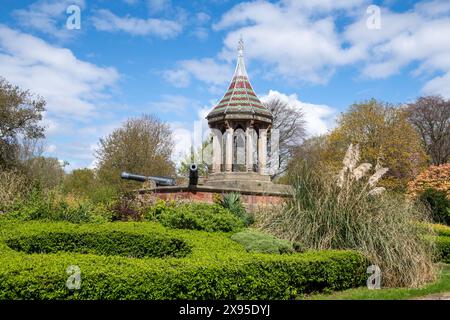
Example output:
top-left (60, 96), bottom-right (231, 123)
top-left (96, 114), bottom-right (175, 189)
top-left (320, 99), bottom-right (428, 190)
top-left (0, 78), bottom-right (45, 168)
top-left (264, 97), bottom-right (305, 174)
top-left (407, 96), bottom-right (450, 165)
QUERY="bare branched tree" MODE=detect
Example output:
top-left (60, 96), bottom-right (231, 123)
top-left (264, 97), bottom-right (306, 174)
top-left (407, 96), bottom-right (450, 165)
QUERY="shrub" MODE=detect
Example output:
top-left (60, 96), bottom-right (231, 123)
top-left (0, 221), bottom-right (368, 299)
top-left (8, 189), bottom-right (112, 223)
top-left (435, 236), bottom-right (450, 263)
top-left (158, 202), bottom-right (245, 232)
top-left (109, 194), bottom-right (143, 221)
top-left (431, 223), bottom-right (450, 237)
top-left (408, 164), bottom-right (450, 199)
top-left (231, 229), bottom-right (298, 254)
top-left (6, 231), bottom-right (191, 258)
top-left (256, 144), bottom-right (437, 288)
top-left (0, 170), bottom-right (29, 213)
top-left (420, 189), bottom-right (450, 225)
top-left (220, 193), bottom-right (253, 226)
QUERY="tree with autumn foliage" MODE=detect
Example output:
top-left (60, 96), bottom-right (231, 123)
top-left (407, 163), bottom-right (450, 199)
top-left (308, 99), bottom-right (428, 191)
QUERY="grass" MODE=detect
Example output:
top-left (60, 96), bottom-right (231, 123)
top-left (257, 155), bottom-right (437, 288)
top-left (307, 264), bottom-right (450, 300)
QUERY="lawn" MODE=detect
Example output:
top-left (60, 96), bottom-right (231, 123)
top-left (307, 264), bottom-right (450, 300)
top-left (0, 218), bottom-right (367, 299)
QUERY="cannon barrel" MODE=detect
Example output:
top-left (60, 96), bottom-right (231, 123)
top-left (188, 163), bottom-right (198, 187)
top-left (120, 172), bottom-right (176, 186)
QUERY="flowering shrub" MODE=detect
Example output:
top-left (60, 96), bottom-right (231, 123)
top-left (408, 164), bottom-right (450, 199)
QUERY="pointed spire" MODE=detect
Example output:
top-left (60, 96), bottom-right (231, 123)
top-left (206, 37), bottom-right (272, 125)
top-left (238, 35), bottom-right (244, 57)
top-left (235, 35), bottom-right (248, 78)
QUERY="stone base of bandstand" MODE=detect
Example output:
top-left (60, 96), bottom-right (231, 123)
top-left (136, 173), bottom-right (292, 213)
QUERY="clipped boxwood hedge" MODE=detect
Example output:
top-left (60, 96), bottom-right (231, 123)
top-left (436, 236), bottom-right (450, 263)
top-left (0, 220), bottom-right (368, 299)
top-left (157, 203), bottom-right (245, 232)
top-left (231, 229), bottom-right (296, 254)
top-left (6, 231), bottom-right (191, 258)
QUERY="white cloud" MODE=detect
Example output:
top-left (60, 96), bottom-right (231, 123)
top-left (422, 71), bottom-right (450, 97)
top-left (148, 95), bottom-right (201, 115)
top-left (281, 0), bottom-right (368, 13)
top-left (147, 0), bottom-right (171, 13)
top-left (0, 25), bottom-right (119, 118)
top-left (92, 9), bottom-right (182, 39)
top-left (0, 26), bottom-right (121, 170)
top-left (162, 69), bottom-right (191, 88)
top-left (163, 58), bottom-right (232, 87)
top-left (213, 1), bottom-right (363, 84)
top-left (343, 4), bottom-right (450, 97)
top-left (169, 106), bottom-right (213, 165)
top-left (260, 90), bottom-right (337, 137)
top-left (157, 0), bottom-right (449, 98)
top-left (13, 0), bottom-right (85, 40)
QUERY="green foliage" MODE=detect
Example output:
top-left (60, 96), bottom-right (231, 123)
top-left (62, 168), bottom-right (118, 205)
top-left (309, 265), bottom-right (450, 300)
top-left (96, 114), bottom-right (175, 192)
top-left (157, 202), bottom-right (245, 232)
top-left (21, 156), bottom-right (65, 191)
top-left (109, 194), bottom-right (143, 221)
top-left (420, 189), bottom-right (450, 225)
top-left (257, 160), bottom-right (437, 288)
top-left (8, 189), bottom-right (112, 223)
top-left (435, 236), bottom-right (450, 263)
top-left (6, 231), bottom-right (191, 258)
top-left (0, 77), bottom-right (45, 169)
top-left (231, 229), bottom-right (299, 254)
top-left (0, 220), bottom-right (368, 299)
top-left (220, 193), bottom-right (253, 226)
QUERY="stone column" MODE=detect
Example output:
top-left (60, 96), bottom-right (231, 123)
top-left (258, 128), bottom-right (267, 175)
top-left (225, 127), bottom-right (234, 172)
top-left (211, 129), bottom-right (222, 173)
top-left (246, 127), bottom-right (254, 172)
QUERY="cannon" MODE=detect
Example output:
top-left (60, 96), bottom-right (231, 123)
top-left (120, 172), bottom-right (176, 186)
top-left (188, 163), bottom-right (198, 187)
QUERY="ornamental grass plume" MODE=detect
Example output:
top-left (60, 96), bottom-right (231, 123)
top-left (256, 144), bottom-right (437, 288)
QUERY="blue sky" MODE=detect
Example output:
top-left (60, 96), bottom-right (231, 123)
top-left (1, 0), bottom-right (449, 170)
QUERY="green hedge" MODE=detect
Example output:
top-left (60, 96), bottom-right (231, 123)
top-left (0, 220), bottom-right (368, 299)
top-left (231, 229), bottom-right (298, 254)
top-left (6, 231), bottom-right (191, 258)
top-left (157, 203), bottom-right (245, 232)
top-left (436, 236), bottom-right (450, 263)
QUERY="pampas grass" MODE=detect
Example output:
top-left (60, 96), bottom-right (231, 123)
top-left (256, 145), bottom-right (437, 288)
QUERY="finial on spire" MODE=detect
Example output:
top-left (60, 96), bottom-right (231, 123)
top-left (238, 35), bottom-right (244, 57)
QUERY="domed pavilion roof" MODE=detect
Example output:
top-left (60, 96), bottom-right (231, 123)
top-left (206, 38), bottom-right (272, 126)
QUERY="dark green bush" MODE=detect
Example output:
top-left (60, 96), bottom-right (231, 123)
top-left (0, 221), bottom-right (368, 299)
top-left (157, 203), bottom-right (245, 232)
top-left (231, 229), bottom-right (298, 254)
top-left (220, 193), bottom-right (253, 226)
top-left (6, 231), bottom-right (191, 258)
top-left (420, 189), bottom-right (450, 225)
top-left (436, 236), bottom-right (450, 263)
